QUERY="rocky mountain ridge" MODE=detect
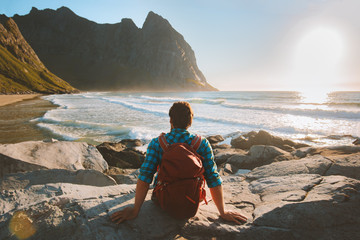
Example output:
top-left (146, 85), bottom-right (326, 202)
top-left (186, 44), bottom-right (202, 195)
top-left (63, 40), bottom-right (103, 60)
top-left (12, 7), bottom-right (216, 91)
top-left (0, 15), bottom-right (78, 94)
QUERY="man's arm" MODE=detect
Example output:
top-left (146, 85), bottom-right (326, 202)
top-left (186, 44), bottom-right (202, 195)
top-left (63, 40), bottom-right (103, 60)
top-left (110, 179), bottom-right (150, 224)
top-left (111, 138), bottom-right (160, 224)
top-left (210, 185), bottom-right (247, 224)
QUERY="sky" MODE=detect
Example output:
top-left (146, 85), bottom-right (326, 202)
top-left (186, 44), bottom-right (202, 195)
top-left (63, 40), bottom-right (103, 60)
top-left (1, 0), bottom-right (359, 91)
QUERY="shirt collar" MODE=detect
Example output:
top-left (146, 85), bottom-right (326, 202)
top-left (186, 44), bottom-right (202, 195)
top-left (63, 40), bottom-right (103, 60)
top-left (171, 128), bottom-right (188, 134)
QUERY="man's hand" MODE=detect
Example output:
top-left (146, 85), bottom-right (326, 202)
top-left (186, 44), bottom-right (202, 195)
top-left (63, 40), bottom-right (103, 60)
top-left (209, 185), bottom-right (248, 225)
top-left (110, 179), bottom-right (150, 224)
top-left (220, 210), bottom-right (247, 225)
top-left (110, 206), bottom-right (138, 224)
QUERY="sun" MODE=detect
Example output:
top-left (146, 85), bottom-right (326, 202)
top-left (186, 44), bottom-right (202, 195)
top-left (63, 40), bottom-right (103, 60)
top-left (289, 26), bottom-right (346, 92)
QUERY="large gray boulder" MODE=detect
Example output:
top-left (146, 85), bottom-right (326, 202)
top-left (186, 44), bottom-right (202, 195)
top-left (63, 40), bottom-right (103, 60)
top-left (249, 145), bottom-right (293, 161)
top-left (214, 148), bottom-right (246, 165)
top-left (227, 154), bottom-right (253, 169)
top-left (0, 141), bottom-right (108, 173)
top-left (226, 145), bottom-right (293, 170)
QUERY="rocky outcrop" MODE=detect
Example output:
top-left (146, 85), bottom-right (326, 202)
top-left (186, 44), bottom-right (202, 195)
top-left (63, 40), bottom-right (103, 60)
top-left (248, 174), bottom-right (360, 239)
top-left (12, 7), bottom-right (216, 91)
top-left (0, 141), bottom-right (108, 174)
top-left (0, 15), bottom-right (78, 94)
top-left (231, 130), bottom-right (309, 151)
top-left (1, 135), bottom-right (360, 239)
top-left (1, 161), bottom-right (359, 239)
top-left (96, 141), bottom-right (145, 169)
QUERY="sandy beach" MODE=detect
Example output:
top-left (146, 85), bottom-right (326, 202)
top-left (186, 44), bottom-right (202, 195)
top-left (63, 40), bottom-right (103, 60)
top-left (0, 94), bottom-right (41, 107)
top-left (0, 95), bottom-right (59, 144)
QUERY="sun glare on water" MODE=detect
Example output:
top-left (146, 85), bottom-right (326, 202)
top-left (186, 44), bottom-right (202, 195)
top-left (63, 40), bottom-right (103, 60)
top-left (289, 26), bottom-right (347, 93)
top-left (299, 89), bottom-right (330, 105)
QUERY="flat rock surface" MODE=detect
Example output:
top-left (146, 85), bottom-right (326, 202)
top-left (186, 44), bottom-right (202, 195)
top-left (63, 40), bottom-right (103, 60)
top-left (1, 173), bottom-right (359, 240)
top-left (246, 155), bottom-right (332, 180)
top-left (324, 153), bottom-right (360, 180)
top-left (0, 153), bottom-right (48, 178)
top-left (0, 169), bottom-right (117, 191)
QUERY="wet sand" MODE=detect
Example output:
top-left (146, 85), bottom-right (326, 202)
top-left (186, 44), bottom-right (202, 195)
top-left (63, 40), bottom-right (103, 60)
top-left (0, 95), bottom-right (60, 144)
top-left (0, 94), bottom-right (41, 107)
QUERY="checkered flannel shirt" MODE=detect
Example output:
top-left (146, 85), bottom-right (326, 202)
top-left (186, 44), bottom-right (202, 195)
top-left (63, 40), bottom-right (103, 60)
top-left (138, 128), bottom-right (222, 188)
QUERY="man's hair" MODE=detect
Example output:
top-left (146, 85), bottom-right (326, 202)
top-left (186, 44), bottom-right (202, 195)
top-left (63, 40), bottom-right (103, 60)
top-left (169, 101), bottom-right (194, 129)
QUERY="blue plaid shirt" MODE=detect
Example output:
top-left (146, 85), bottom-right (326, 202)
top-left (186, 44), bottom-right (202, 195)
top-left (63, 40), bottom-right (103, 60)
top-left (138, 128), bottom-right (222, 188)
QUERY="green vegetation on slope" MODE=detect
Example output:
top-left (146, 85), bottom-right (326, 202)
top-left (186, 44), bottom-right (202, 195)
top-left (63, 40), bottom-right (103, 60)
top-left (0, 45), bottom-right (77, 94)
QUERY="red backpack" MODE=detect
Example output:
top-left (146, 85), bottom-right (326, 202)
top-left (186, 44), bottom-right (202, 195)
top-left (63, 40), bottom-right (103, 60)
top-left (152, 133), bottom-right (207, 219)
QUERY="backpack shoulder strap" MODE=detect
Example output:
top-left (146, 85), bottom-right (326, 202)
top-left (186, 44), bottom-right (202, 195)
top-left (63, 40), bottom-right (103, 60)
top-left (158, 133), bottom-right (169, 151)
top-left (190, 135), bottom-right (202, 151)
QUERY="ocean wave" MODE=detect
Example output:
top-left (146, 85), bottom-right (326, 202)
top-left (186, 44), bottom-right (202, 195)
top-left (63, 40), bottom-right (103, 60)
top-left (137, 95), bottom-right (226, 105)
top-left (189, 98), bottom-right (226, 105)
top-left (36, 123), bottom-right (78, 141)
top-left (37, 92), bottom-right (360, 145)
top-left (221, 102), bottom-right (360, 119)
top-left (101, 97), bottom-right (169, 117)
top-left (138, 95), bottom-right (185, 102)
top-left (97, 97), bottom-right (349, 136)
top-left (195, 114), bottom-right (329, 136)
top-left (42, 95), bottom-right (75, 109)
top-left (121, 95), bottom-right (360, 120)
top-left (327, 102), bottom-right (360, 108)
top-left (35, 114), bottom-right (130, 135)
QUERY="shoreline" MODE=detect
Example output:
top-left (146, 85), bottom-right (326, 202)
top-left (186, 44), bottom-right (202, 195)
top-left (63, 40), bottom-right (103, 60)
top-left (0, 94), bottom-right (42, 107)
top-left (0, 95), bottom-right (60, 144)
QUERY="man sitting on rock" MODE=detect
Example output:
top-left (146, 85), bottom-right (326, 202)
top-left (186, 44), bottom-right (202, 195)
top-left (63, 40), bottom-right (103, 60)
top-left (111, 101), bottom-right (247, 224)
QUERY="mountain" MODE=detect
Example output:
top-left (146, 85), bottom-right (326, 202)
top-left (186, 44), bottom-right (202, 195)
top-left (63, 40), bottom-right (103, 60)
top-left (0, 15), bottom-right (78, 94)
top-left (12, 7), bottom-right (217, 91)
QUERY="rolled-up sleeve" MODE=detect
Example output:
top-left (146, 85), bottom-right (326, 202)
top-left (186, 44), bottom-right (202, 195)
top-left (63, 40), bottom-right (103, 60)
top-left (197, 138), bottom-right (222, 188)
top-left (138, 138), bottom-right (161, 184)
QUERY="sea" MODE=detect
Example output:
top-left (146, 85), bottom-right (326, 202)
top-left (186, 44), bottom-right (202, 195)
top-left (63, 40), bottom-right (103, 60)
top-left (35, 91), bottom-right (360, 146)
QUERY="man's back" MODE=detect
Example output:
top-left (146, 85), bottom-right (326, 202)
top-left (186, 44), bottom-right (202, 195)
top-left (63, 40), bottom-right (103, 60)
top-left (111, 102), bottom-right (247, 224)
top-left (138, 128), bottom-right (222, 188)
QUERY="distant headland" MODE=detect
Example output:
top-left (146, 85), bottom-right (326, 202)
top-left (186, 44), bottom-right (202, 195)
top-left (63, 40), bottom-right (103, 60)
top-left (0, 6), bottom-right (217, 94)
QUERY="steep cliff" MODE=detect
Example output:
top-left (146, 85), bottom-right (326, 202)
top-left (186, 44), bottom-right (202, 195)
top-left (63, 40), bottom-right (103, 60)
top-left (12, 7), bottom-right (217, 91)
top-left (0, 15), bottom-right (78, 94)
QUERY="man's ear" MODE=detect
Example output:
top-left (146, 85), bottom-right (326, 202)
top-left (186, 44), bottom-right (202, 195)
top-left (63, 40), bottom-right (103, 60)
top-left (170, 118), bottom-right (174, 129)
